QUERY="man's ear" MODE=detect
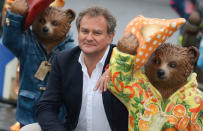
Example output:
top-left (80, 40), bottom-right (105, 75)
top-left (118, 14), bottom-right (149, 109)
top-left (65, 9), bottom-right (76, 23)
top-left (108, 33), bottom-right (114, 42)
top-left (188, 46), bottom-right (200, 65)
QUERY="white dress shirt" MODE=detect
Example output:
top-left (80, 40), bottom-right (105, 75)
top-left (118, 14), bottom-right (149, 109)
top-left (74, 46), bottom-right (111, 131)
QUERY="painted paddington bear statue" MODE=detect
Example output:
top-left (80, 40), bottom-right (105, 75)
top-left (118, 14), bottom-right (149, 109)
top-left (98, 16), bottom-right (203, 131)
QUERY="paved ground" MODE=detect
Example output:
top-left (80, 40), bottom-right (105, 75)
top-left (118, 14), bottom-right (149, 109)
top-left (0, 103), bottom-right (15, 131)
top-left (0, 0), bottom-right (179, 130)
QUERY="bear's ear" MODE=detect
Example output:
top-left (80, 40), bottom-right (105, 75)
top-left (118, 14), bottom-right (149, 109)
top-left (65, 9), bottom-right (76, 22)
top-left (188, 46), bottom-right (200, 65)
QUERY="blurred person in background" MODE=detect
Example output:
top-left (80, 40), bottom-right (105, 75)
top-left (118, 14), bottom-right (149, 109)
top-left (170, 0), bottom-right (195, 21)
top-left (170, 0), bottom-right (195, 40)
top-left (181, 0), bottom-right (203, 91)
top-left (180, 0), bottom-right (203, 48)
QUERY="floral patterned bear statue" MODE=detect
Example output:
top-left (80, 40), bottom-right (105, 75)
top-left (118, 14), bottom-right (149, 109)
top-left (107, 16), bottom-right (203, 131)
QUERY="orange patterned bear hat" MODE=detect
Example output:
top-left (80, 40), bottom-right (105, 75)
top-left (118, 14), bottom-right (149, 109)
top-left (50, 0), bottom-right (66, 7)
top-left (125, 15), bottom-right (186, 70)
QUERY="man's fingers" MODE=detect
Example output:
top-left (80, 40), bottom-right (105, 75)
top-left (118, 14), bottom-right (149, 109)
top-left (100, 79), bottom-right (104, 93)
top-left (94, 76), bottom-right (105, 92)
top-left (94, 79), bottom-right (101, 91)
top-left (95, 69), bottom-right (109, 93)
top-left (104, 77), bottom-right (108, 92)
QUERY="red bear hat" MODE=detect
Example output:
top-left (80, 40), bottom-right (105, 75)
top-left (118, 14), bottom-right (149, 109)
top-left (24, 0), bottom-right (54, 29)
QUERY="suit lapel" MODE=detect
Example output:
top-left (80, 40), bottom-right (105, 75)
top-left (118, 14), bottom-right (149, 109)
top-left (65, 48), bottom-right (83, 123)
top-left (102, 44), bottom-right (115, 125)
top-left (72, 61), bottom-right (83, 123)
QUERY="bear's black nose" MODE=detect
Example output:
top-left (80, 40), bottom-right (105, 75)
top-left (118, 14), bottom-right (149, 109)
top-left (157, 69), bottom-right (165, 79)
top-left (42, 26), bottom-right (49, 33)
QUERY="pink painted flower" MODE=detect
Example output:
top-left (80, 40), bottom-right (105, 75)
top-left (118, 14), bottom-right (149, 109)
top-left (194, 96), bottom-right (201, 104)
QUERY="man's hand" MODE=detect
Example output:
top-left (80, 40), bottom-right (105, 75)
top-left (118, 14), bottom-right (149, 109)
top-left (117, 32), bottom-right (139, 55)
top-left (11, 0), bottom-right (28, 16)
top-left (94, 69), bottom-right (109, 93)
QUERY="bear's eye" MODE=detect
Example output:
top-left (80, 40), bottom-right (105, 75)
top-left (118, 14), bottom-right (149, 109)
top-left (153, 58), bottom-right (160, 65)
top-left (39, 18), bottom-right (46, 24)
top-left (51, 21), bottom-right (58, 26)
top-left (168, 62), bottom-right (176, 68)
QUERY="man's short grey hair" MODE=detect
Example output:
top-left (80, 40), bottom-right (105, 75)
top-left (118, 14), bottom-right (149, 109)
top-left (76, 6), bottom-right (117, 34)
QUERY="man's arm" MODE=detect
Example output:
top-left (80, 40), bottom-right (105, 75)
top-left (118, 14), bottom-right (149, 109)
top-left (36, 55), bottom-right (66, 131)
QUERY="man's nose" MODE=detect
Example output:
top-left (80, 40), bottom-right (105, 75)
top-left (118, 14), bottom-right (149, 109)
top-left (86, 33), bottom-right (94, 40)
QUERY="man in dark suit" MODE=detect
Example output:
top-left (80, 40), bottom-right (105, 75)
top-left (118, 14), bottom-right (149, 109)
top-left (21, 6), bottom-right (128, 131)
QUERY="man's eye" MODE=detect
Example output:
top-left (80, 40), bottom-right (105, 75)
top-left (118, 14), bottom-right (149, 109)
top-left (81, 29), bottom-right (88, 34)
top-left (94, 31), bottom-right (102, 35)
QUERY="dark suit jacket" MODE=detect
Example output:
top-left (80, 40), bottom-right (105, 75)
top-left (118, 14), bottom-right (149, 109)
top-left (36, 44), bottom-right (128, 131)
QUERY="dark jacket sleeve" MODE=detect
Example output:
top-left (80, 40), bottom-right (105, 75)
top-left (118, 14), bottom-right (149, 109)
top-left (36, 54), bottom-right (67, 131)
